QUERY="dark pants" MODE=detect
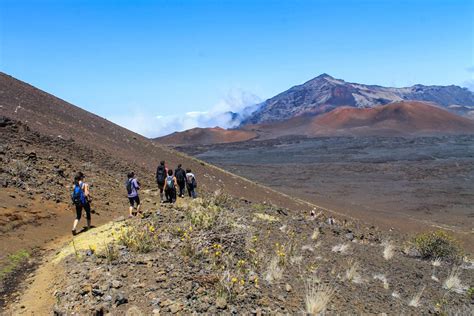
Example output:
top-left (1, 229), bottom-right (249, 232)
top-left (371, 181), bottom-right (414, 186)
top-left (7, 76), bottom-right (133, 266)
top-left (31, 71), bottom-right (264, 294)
top-left (75, 202), bottom-right (91, 220)
top-left (177, 180), bottom-right (186, 197)
top-left (187, 185), bottom-right (197, 199)
top-left (157, 182), bottom-right (164, 193)
top-left (165, 187), bottom-right (176, 203)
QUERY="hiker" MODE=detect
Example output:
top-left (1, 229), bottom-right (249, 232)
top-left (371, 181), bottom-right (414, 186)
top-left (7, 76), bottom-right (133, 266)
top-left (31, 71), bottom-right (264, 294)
top-left (185, 168), bottom-right (197, 199)
top-left (165, 169), bottom-right (178, 203)
top-left (71, 172), bottom-right (91, 235)
top-left (156, 160), bottom-right (168, 203)
top-left (174, 164), bottom-right (186, 198)
top-left (126, 172), bottom-right (141, 218)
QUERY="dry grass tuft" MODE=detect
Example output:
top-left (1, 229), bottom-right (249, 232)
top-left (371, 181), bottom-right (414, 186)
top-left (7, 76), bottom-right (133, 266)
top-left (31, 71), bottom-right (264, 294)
top-left (382, 241), bottom-right (394, 260)
top-left (332, 243), bottom-right (350, 254)
top-left (373, 273), bottom-right (389, 289)
top-left (431, 258), bottom-right (442, 267)
top-left (408, 285), bottom-right (425, 307)
top-left (264, 257), bottom-right (284, 284)
top-left (254, 213), bottom-right (279, 222)
top-left (345, 260), bottom-right (362, 283)
top-left (311, 229), bottom-right (320, 241)
top-left (443, 266), bottom-right (464, 293)
top-left (305, 280), bottom-right (335, 315)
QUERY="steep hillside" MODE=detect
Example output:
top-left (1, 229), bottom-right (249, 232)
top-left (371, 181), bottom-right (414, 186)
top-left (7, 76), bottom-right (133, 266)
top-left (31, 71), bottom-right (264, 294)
top-left (0, 72), bottom-right (305, 205)
top-left (0, 73), bottom-right (318, 309)
top-left (156, 127), bottom-right (257, 145)
top-left (241, 74), bottom-right (474, 124)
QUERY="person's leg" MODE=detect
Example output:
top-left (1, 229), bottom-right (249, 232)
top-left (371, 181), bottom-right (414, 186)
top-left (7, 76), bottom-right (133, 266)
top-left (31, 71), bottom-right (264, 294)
top-left (187, 186), bottom-right (192, 197)
top-left (159, 184), bottom-right (164, 202)
top-left (72, 203), bottom-right (82, 234)
top-left (136, 196), bottom-right (141, 214)
top-left (172, 188), bottom-right (177, 203)
top-left (164, 189), bottom-right (170, 203)
top-left (192, 189), bottom-right (197, 199)
top-left (128, 198), bottom-right (134, 217)
top-left (179, 182), bottom-right (185, 197)
top-left (84, 203), bottom-right (91, 229)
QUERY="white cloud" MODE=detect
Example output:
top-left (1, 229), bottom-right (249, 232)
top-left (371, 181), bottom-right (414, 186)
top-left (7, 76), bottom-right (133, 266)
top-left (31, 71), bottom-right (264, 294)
top-left (108, 89), bottom-right (262, 138)
top-left (462, 79), bottom-right (474, 92)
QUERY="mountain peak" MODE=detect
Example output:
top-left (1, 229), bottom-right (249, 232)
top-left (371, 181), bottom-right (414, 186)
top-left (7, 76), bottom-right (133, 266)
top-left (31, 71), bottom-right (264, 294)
top-left (316, 73), bottom-right (334, 79)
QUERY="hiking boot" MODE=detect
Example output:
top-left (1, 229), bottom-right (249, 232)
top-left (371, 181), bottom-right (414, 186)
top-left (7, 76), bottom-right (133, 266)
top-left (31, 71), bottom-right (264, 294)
top-left (72, 229), bottom-right (77, 236)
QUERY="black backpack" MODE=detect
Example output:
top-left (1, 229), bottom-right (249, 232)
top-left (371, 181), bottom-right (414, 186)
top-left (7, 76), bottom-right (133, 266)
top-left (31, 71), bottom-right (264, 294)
top-left (175, 168), bottom-right (185, 182)
top-left (126, 179), bottom-right (134, 195)
top-left (156, 166), bottom-right (166, 184)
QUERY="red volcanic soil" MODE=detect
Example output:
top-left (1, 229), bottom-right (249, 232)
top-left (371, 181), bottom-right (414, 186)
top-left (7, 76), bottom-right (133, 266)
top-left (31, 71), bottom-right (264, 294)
top-left (156, 127), bottom-right (257, 145)
top-left (245, 101), bottom-right (474, 138)
top-left (311, 101), bottom-right (474, 135)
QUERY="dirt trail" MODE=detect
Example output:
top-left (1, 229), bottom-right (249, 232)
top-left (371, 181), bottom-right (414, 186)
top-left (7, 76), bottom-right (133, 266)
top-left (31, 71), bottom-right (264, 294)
top-left (6, 219), bottom-right (128, 315)
top-left (5, 195), bottom-right (188, 314)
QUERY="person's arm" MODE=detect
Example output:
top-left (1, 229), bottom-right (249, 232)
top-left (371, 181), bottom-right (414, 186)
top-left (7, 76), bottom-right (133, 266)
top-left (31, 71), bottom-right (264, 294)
top-left (83, 183), bottom-right (90, 197)
top-left (174, 177), bottom-right (178, 187)
top-left (134, 179), bottom-right (140, 190)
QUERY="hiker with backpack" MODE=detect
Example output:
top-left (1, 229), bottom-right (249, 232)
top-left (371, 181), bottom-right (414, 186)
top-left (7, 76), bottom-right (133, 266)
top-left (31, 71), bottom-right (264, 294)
top-left (126, 172), bottom-right (141, 218)
top-left (165, 169), bottom-right (178, 203)
top-left (186, 168), bottom-right (197, 199)
top-left (71, 172), bottom-right (92, 235)
top-left (156, 160), bottom-right (168, 203)
top-left (174, 164), bottom-right (186, 198)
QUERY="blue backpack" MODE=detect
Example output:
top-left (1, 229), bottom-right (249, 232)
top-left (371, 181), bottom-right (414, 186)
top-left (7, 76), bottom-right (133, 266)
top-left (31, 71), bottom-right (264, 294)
top-left (71, 183), bottom-right (86, 205)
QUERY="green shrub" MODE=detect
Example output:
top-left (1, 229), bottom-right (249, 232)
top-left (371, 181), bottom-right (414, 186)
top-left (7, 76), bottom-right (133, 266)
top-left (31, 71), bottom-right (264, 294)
top-left (412, 230), bottom-right (463, 261)
top-left (117, 223), bottom-right (156, 253)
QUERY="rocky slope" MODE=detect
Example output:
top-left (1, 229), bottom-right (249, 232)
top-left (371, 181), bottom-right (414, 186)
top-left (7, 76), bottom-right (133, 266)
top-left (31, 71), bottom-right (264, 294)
top-left (242, 73), bottom-right (474, 125)
top-left (17, 192), bottom-right (474, 315)
top-left (0, 72), bottom-right (316, 310)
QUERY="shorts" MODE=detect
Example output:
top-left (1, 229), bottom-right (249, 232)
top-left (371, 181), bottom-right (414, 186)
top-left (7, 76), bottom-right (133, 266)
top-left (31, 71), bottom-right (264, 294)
top-left (75, 202), bottom-right (91, 220)
top-left (128, 195), bottom-right (140, 207)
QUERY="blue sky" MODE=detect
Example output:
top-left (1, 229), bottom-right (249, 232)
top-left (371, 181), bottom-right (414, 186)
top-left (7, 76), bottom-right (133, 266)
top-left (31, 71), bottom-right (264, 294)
top-left (1, 0), bottom-right (473, 136)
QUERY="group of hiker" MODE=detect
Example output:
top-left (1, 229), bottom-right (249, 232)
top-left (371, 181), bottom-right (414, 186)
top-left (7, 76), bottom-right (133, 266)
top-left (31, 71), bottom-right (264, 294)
top-left (71, 161), bottom-right (197, 234)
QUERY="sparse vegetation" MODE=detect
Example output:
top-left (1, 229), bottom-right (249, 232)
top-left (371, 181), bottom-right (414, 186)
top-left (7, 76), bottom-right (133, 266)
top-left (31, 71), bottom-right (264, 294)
top-left (305, 280), bottom-right (335, 315)
top-left (0, 249), bottom-right (30, 280)
top-left (332, 243), bottom-right (350, 254)
top-left (382, 241), bottom-right (394, 260)
top-left (408, 285), bottom-right (425, 307)
top-left (345, 260), bottom-right (362, 283)
top-left (411, 230), bottom-right (463, 262)
top-left (373, 274), bottom-right (389, 289)
top-left (443, 266), bottom-right (463, 293)
top-left (117, 222), bottom-right (156, 253)
top-left (264, 257), bottom-right (284, 284)
top-left (98, 241), bottom-right (119, 263)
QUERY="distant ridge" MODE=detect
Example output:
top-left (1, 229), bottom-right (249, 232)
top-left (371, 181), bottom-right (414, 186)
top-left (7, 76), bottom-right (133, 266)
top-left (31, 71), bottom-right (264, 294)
top-left (155, 127), bottom-right (257, 145)
top-left (245, 101), bottom-right (474, 138)
top-left (158, 101), bottom-right (474, 145)
top-left (241, 74), bottom-right (474, 125)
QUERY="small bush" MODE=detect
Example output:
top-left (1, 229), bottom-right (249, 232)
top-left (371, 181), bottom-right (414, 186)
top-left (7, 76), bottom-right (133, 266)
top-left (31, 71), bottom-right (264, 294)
top-left (305, 281), bottom-right (335, 315)
top-left (117, 223), bottom-right (156, 253)
top-left (412, 230), bottom-right (463, 261)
